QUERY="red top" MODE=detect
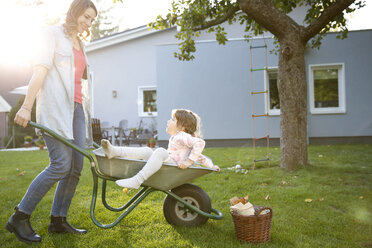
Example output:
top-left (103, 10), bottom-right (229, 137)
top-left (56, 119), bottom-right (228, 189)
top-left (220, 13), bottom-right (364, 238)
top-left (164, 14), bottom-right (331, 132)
top-left (73, 47), bottom-right (86, 104)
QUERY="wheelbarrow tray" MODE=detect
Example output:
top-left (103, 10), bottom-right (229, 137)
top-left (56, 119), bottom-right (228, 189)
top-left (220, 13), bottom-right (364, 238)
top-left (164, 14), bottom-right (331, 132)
top-left (93, 147), bottom-right (215, 191)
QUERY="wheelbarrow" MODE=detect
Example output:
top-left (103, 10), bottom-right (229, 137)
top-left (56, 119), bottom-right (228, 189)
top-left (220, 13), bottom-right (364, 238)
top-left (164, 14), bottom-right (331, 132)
top-left (29, 121), bottom-right (223, 229)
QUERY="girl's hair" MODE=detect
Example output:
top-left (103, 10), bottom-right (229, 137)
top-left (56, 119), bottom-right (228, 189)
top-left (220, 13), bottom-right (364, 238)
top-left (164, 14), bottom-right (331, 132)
top-left (172, 109), bottom-right (203, 138)
top-left (63, 0), bottom-right (97, 40)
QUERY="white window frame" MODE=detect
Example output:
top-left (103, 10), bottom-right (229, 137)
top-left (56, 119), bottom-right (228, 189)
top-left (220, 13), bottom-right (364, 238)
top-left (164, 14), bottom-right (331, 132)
top-left (264, 67), bottom-right (280, 116)
top-left (138, 86), bottom-right (157, 117)
top-left (309, 63), bottom-right (346, 114)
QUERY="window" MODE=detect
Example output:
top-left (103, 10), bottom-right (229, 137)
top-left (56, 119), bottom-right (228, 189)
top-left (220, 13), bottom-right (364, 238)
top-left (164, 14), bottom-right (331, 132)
top-left (309, 63), bottom-right (346, 114)
top-left (138, 86), bottom-right (157, 117)
top-left (265, 68), bottom-right (280, 115)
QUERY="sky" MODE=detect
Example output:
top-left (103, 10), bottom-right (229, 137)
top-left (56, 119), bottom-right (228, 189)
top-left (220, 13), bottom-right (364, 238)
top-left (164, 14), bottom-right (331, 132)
top-left (0, 0), bottom-right (371, 66)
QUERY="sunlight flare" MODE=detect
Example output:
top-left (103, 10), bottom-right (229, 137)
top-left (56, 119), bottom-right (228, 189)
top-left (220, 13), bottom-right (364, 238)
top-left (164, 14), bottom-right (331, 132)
top-left (0, 1), bottom-right (69, 66)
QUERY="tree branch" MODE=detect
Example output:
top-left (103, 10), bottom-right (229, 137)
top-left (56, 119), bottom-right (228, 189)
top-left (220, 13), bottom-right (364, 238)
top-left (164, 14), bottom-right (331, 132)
top-left (237, 0), bottom-right (301, 39)
top-left (193, 5), bottom-right (241, 31)
top-left (302, 0), bottom-right (355, 43)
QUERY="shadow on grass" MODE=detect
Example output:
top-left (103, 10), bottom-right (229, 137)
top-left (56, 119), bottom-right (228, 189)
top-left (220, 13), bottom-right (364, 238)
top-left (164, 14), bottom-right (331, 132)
top-left (171, 220), bottom-right (299, 248)
top-left (172, 221), bottom-right (239, 247)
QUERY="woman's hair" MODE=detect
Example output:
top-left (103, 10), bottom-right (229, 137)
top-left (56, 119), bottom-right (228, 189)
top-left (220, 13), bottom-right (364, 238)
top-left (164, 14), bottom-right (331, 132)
top-left (172, 109), bottom-right (203, 138)
top-left (63, 0), bottom-right (97, 40)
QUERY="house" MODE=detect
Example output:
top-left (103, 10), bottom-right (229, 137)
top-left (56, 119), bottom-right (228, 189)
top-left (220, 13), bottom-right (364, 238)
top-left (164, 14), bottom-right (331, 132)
top-left (86, 16), bottom-right (372, 146)
top-left (86, 26), bottom-right (179, 135)
top-left (0, 95), bottom-right (11, 148)
top-left (0, 63), bottom-right (32, 147)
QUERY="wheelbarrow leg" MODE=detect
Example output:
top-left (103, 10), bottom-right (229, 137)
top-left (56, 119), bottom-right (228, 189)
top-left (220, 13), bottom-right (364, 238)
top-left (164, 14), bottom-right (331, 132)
top-left (101, 179), bottom-right (151, 212)
top-left (90, 168), bottom-right (157, 229)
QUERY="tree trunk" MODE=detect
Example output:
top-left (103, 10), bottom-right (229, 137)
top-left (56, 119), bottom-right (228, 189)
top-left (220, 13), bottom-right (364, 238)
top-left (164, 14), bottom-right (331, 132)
top-left (235, 0), bottom-right (355, 170)
top-left (277, 37), bottom-right (308, 170)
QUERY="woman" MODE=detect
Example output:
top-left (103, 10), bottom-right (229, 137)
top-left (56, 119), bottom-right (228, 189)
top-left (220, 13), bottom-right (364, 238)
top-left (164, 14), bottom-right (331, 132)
top-left (5, 0), bottom-right (97, 244)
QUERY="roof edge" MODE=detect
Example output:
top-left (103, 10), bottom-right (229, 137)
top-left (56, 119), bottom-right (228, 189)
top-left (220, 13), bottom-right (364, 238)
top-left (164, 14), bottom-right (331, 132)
top-left (85, 24), bottom-right (371, 53)
top-left (86, 26), bottom-right (175, 52)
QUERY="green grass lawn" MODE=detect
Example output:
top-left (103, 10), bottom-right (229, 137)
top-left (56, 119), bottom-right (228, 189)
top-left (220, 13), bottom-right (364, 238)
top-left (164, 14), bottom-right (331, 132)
top-left (0, 144), bottom-right (371, 248)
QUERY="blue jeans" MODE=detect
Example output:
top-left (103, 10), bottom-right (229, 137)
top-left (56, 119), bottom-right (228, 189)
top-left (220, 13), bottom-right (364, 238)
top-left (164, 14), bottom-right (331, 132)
top-left (18, 103), bottom-right (86, 217)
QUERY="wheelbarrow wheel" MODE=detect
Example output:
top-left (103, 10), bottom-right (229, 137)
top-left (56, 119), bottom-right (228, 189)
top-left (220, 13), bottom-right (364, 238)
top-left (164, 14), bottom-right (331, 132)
top-left (163, 183), bottom-right (211, 226)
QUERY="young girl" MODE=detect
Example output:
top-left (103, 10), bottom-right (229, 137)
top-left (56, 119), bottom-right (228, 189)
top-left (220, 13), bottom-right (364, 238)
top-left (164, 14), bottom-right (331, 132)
top-left (101, 109), bottom-right (220, 189)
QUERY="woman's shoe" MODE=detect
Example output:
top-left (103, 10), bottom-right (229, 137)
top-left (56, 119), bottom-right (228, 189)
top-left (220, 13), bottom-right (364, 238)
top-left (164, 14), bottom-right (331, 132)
top-left (5, 207), bottom-right (42, 244)
top-left (48, 216), bottom-right (87, 234)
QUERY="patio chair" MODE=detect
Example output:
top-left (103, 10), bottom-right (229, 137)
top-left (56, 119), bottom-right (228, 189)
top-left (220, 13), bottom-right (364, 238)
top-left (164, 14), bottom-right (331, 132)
top-left (100, 121), bottom-right (112, 142)
top-left (91, 118), bottom-right (111, 144)
top-left (115, 119), bottom-right (129, 146)
top-left (136, 129), bottom-right (153, 146)
top-left (91, 118), bottom-right (102, 144)
top-left (126, 119), bottom-right (147, 146)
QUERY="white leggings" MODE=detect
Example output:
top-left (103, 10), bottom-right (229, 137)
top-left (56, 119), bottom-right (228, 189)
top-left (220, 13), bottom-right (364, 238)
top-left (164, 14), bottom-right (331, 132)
top-left (115, 147), bottom-right (173, 180)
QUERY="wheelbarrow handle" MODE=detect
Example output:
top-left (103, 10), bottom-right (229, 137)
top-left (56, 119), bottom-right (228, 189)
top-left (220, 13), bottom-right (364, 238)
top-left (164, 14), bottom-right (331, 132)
top-left (28, 121), bottom-right (95, 163)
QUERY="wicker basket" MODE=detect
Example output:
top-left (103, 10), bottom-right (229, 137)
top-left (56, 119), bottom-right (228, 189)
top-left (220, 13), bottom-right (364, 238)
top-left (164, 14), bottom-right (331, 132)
top-left (231, 205), bottom-right (273, 243)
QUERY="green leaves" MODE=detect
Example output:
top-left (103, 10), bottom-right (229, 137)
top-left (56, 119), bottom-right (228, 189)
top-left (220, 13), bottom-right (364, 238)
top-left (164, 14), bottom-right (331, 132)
top-left (148, 0), bottom-right (365, 60)
top-left (305, 0), bottom-right (365, 49)
top-left (174, 31), bottom-right (196, 61)
top-left (215, 25), bottom-right (228, 45)
top-left (149, 0), bottom-right (241, 60)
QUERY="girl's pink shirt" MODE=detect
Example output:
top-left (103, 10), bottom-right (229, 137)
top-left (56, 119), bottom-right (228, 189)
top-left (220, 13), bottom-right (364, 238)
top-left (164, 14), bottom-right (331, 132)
top-left (167, 131), bottom-right (213, 168)
top-left (73, 47), bottom-right (86, 104)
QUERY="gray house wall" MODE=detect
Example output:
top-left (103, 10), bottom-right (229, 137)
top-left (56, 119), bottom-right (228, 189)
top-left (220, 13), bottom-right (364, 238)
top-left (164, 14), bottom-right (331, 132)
top-left (156, 38), bottom-right (280, 144)
top-left (86, 8), bottom-right (371, 146)
top-left (86, 28), bottom-right (178, 130)
top-left (305, 30), bottom-right (372, 141)
top-left (85, 7), bottom-right (308, 134)
top-left (85, 24), bottom-right (254, 131)
top-left (156, 30), bottom-right (372, 145)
